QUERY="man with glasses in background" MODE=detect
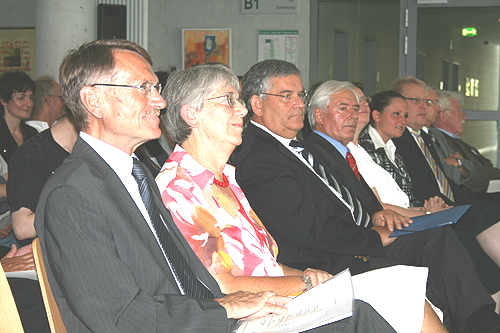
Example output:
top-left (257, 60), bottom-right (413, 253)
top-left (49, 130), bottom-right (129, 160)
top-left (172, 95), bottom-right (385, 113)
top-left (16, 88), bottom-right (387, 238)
top-left (431, 90), bottom-right (500, 195)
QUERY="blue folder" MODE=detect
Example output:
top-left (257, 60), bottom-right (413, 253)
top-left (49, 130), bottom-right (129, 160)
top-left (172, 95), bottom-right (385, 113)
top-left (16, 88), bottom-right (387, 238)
top-left (389, 205), bottom-right (471, 238)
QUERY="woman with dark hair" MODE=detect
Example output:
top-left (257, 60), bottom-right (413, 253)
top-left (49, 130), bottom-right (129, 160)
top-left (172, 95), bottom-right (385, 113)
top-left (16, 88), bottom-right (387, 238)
top-left (0, 72), bottom-right (38, 163)
top-left (0, 72), bottom-right (38, 246)
top-left (350, 89), bottom-right (447, 216)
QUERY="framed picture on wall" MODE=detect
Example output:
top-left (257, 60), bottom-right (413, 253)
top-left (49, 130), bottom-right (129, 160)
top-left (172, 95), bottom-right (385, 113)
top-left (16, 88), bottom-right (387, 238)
top-left (182, 29), bottom-right (231, 69)
top-left (0, 28), bottom-right (35, 78)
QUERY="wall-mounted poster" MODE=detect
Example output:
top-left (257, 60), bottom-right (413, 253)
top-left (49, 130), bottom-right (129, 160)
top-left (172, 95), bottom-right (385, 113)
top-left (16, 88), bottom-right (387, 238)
top-left (182, 29), bottom-right (231, 69)
top-left (0, 28), bottom-right (35, 77)
top-left (258, 30), bottom-right (298, 66)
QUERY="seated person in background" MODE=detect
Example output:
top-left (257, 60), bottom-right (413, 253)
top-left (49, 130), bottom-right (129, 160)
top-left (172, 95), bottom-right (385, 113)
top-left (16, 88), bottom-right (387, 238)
top-left (0, 71), bottom-right (38, 247)
top-left (355, 89), bottom-right (500, 295)
top-left (33, 39), bottom-right (396, 333)
top-left (351, 87), bottom-right (448, 216)
top-left (431, 90), bottom-right (500, 196)
top-left (7, 109), bottom-right (78, 241)
top-left (233, 60), bottom-right (500, 333)
top-left (390, 77), bottom-right (500, 273)
top-left (26, 76), bottom-right (65, 132)
top-left (424, 86), bottom-right (474, 188)
top-left (156, 63), bottom-right (446, 333)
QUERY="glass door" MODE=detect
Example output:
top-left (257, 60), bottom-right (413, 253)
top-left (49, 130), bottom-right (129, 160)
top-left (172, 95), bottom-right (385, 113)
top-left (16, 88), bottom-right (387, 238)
top-left (411, 1), bottom-right (500, 166)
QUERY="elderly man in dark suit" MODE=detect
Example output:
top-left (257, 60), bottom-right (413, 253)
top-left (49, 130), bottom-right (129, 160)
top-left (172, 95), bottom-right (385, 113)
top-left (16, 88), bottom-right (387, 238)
top-left (32, 40), bottom-right (396, 333)
top-left (234, 62), bottom-right (500, 333)
top-left (431, 90), bottom-right (500, 194)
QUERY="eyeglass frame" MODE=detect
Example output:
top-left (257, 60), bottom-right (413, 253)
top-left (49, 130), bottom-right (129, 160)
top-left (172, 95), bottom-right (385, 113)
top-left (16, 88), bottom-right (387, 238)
top-left (206, 92), bottom-right (246, 108)
top-left (442, 108), bottom-right (466, 116)
top-left (91, 82), bottom-right (162, 95)
top-left (405, 97), bottom-right (432, 106)
top-left (260, 91), bottom-right (309, 104)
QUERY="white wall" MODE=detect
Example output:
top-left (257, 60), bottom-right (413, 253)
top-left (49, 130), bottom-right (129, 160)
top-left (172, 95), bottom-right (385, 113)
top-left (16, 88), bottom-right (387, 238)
top-left (0, 0), bottom-right (36, 28)
top-left (148, 0), bottom-right (311, 87)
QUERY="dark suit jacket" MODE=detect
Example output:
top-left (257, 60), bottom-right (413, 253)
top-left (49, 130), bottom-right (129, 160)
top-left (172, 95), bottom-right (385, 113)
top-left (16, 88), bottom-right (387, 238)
top-left (34, 137), bottom-right (233, 333)
top-left (233, 123), bottom-right (385, 276)
top-left (392, 128), bottom-right (468, 206)
top-left (439, 129), bottom-right (500, 193)
top-left (308, 132), bottom-right (382, 216)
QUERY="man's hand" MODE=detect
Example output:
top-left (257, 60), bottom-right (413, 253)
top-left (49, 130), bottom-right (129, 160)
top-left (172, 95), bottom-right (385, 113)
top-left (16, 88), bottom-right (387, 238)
top-left (371, 209), bottom-right (412, 231)
top-left (1, 244), bottom-right (35, 272)
top-left (215, 290), bottom-right (290, 319)
top-left (302, 268), bottom-right (333, 288)
top-left (0, 221), bottom-right (12, 238)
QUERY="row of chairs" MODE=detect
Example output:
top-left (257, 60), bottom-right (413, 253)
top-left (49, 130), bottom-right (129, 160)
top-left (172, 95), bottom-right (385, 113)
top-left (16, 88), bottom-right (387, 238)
top-left (0, 238), bottom-right (66, 333)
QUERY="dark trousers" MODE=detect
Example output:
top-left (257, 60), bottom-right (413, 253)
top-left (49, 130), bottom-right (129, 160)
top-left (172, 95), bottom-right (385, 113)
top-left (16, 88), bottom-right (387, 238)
top-left (384, 226), bottom-right (494, 333)
top-left (8, 278), bottom-right (50, 333)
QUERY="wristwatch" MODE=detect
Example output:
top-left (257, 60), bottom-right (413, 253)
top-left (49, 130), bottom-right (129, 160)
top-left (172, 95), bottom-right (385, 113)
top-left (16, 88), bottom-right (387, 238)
top-left (456, 158), bottom-right (462, 168)
top-left (302, 275), bottom-right (312, 290)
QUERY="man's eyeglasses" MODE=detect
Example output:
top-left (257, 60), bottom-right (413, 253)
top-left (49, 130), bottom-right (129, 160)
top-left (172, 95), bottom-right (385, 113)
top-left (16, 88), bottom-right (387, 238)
top-left (206, 92), bottom-right (246, 108)
top-left (360, 96), bottom-right (372, 104)
top-left (48, 95), bottom-right (63, 100)
top-left (405, 97), bottom-right (432, 106)
top-left (91, 82), bottom-right (162, 95)
top-left (443, 108), bottom-right (466, 116)
top-left (260, 91), bottom-right (308, 104)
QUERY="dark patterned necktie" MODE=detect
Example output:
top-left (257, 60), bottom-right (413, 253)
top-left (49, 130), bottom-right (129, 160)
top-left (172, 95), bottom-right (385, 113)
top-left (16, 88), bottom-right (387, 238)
top-left (411, 130), bottom-right (454, 201)
top-left (346, 151), bottom-right (360, 180)
top-left (290, 140), bottom-right (370, 227)
top-left (131, 158), bottom-right (213, 298)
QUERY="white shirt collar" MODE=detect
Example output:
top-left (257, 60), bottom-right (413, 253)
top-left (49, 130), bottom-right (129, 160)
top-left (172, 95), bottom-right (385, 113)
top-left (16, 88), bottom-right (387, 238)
top-left (251, 120), bottom-right (295, 146)
top-left (368, 125), bottom-right (397, 163)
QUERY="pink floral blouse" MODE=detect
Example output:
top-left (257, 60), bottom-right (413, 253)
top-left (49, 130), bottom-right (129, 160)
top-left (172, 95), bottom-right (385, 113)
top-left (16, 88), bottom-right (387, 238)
top-left (156, 146), bottom-right (283, 277)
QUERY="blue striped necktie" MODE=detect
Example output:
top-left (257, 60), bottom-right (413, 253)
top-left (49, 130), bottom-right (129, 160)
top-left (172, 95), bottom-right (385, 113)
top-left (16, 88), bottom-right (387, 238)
top-left (411, 130), bottom-right (454, 201)
top-left (132, 158), bottom-right (213, 298)
top-left (289, 140), bottom-right (370, 227)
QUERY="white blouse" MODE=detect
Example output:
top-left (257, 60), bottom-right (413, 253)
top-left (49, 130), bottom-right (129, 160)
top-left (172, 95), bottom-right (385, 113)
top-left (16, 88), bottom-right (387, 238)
top-left (347, 141), bottom-right (411, 208)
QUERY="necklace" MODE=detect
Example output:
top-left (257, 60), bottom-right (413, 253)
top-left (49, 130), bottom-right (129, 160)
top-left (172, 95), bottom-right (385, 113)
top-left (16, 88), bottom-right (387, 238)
top-left (213, 173), bottom-right (229, 188)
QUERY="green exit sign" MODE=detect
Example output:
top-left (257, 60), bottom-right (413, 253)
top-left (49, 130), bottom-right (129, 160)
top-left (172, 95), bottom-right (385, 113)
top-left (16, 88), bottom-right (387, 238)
top-left (462, 28), bottom-right (477, 37)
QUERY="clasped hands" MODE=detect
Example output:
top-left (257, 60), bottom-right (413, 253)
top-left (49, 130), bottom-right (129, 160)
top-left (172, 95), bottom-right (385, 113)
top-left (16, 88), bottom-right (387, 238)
top-left (1, 243), bottom-right (35, 273)
top-left (216, 268), bottom-right (332, 320)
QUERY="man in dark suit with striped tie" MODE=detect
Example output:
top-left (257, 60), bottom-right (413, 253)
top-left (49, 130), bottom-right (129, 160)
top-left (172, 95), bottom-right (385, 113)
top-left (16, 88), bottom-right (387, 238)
top-left (234, 61), bottom-right (500, 333)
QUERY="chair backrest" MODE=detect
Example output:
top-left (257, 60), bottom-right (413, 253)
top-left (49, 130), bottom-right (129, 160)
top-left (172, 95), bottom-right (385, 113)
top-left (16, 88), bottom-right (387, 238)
top-left (0, 261), bottom-right (25, 332)
top-left (32, 238), bottom-right (67, 333)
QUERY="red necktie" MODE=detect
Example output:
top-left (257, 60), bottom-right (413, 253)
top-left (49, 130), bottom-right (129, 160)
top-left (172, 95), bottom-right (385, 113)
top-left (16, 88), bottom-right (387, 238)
top-left (346, 152), bottom-right (360, 181)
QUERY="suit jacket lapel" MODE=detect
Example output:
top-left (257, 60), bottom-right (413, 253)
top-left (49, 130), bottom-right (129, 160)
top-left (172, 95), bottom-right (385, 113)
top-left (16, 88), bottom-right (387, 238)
top-left (77, 138), bottom-right (223, 298)
top-left (308, 133), bottom-right (382, 214)
top-left (246, 123), bottom-right (348, 208)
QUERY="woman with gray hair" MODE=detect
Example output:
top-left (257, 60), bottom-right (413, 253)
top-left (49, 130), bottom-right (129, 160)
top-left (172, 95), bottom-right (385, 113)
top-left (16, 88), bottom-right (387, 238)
top-left (156, 64), bottom-right (446, 333)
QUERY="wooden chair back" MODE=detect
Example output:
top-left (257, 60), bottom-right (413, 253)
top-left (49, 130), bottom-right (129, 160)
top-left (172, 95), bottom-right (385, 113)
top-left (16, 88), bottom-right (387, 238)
top-left (0, 261), bottom-right (24, 332)
top-left (32, 238), bottom-right (67, 333)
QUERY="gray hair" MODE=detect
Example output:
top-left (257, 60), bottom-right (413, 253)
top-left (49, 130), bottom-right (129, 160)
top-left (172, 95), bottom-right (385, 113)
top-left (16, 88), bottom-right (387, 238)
top-left (438, 90), bottom-right (463, 110)
top-left (241, 60), bottom-right (301, 116)
top-left (307, 80), bottom-right (357, 129)
top-left (32, 76), bottom-right (57, 116)
top-left (161, 64), bottom-right (239, 145)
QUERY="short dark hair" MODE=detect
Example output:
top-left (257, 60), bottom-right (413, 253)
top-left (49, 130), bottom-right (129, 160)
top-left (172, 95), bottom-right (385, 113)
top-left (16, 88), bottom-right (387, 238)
top-left (241, 60), bottom-right (301, 117)
top-left (369, 90), bottom-right (406, 126)
top-left (161, 64), bottom-right (239, 145)
top-left (59, 39), bottom-right (152, 131)
top-left (0, 72), bottom-right (35, 116)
